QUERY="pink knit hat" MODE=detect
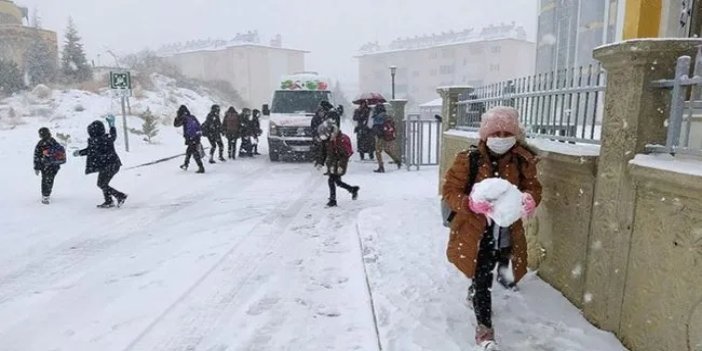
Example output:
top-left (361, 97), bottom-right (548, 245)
top-left (479, 106), bottom-right (523, 140)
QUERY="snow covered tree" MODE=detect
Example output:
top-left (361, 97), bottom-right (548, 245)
top-left (61, 18), bottom-right (93, 83)
top-left (25, 38), bottom-right (57, 86)
top-left (0, 59), bottom-right (25, 95)
top-left (130, 108), bottom-right (159, 143)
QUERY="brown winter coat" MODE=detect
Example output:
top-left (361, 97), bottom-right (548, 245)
top-left (222, 112), bottom-right (241, 137)
top-left (442, 142), bottom-right (542, 283)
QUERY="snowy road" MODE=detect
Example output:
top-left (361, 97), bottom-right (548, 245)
top-left (0, 143), bottom-right (627, 350)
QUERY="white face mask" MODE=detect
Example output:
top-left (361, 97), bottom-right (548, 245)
top-left (486, 137), bottom-right (517, 155)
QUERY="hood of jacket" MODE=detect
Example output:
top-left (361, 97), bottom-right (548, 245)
top-left (88, 121), bottom-right (106, 138)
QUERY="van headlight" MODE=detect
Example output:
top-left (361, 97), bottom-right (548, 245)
top-left (269, 123), bottom-right (279, 136)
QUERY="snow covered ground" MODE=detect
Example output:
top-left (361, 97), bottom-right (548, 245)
top-left (0, 85), bottom-right (628, 350)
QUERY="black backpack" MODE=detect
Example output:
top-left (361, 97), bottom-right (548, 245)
top-left (441, 147), bottom-right (481, 227)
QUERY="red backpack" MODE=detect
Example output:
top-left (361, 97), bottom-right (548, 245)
top-left (382, 119), bottom-right (397, 141)
top-left (338, 133), bottom-right (354, 158)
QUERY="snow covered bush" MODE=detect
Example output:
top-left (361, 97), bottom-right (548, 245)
top-left (129, 108), bottom-right (160, 144)
top-left (31, 84), bottom-right (52, 100)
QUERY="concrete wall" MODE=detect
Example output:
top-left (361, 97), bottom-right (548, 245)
top-left (0, 25), bottom-right (57, 72)
top-left (437, 38), bottom-right (702, 350)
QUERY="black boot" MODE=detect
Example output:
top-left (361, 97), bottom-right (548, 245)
top-left (351, 186), bottom-right (360, 200)
top-left (326, 199), bottom-right (337, 207)
top-left (209, 155), bottom-right (216, 164)
top-left (196, 167), bottom-right (205, 174)
top-left (97, 201), bottom-right (115, 209)
top-left (116, 194), bottom-right (128, 208)
top-left (374, 166), bottom-right (385, 173)
top-left (180, 164), bottom-right (188, 171)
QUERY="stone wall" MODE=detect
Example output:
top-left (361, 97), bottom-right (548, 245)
top-left (437, 38), bottom-right (702, 351)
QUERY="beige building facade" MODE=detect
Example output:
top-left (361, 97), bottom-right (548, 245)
top-left (357, 24), bottom-right (535, 109)
top-left (0, 0), bottom-right (57, 72)
top-left (160, 39), bottom-right (307, 108)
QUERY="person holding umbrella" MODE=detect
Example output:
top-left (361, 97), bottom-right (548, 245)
top-left (353, 100), bottom-right (375, 161)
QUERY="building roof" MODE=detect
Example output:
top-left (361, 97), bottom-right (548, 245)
top-left (420, 98), bottom-right (443, 108)
top-left (157, 34), bottom-right (308, 57)
top-left (357, 23), bottom-right (530, 57)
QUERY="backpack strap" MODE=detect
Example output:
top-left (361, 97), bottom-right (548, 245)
top-left (465, 148), bottom-right (481, 195)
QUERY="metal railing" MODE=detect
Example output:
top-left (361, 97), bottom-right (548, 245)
top-left (456, 64), bottom-right (606, 144)
top-left (405, 113), bottom-right (442, 170)
top-left (649, 46), bottom-right (702, 157)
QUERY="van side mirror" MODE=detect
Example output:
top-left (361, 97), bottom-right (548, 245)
top-left (262, 104), bottom-right (270, 116)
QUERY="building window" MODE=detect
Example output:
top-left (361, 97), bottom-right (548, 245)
top-left (440, 65), bottom-right (455, 75)
top-left (491, 46), bottom-right (502, 53)
top-left (489, 64), bottom-right (500, 72)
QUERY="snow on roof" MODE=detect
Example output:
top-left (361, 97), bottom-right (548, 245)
top-left (357, 23), bottom-right (529, 56)
top-left (156, 35), bottom-right (308, 57)
top-left (630, 153), bottom-right (702, 177)
top-left (420, 98), bottom-right (443, 108)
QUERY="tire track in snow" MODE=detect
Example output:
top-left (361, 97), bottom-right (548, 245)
top-left (122, 170), bottom-right (324, 351)
top-left (0, 161), bottom-right (272, 306)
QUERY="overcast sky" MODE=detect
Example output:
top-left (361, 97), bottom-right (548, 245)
top-left (17, 0), bottom-right (537, 88)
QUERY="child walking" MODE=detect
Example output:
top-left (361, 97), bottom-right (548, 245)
top-left (315, 116), bottom-right (360, 207)
top-left (33, 127), bottom-right (65, 204)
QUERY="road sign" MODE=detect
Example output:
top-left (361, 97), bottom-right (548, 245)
top-left (110, 71), bottom-right (131, 90)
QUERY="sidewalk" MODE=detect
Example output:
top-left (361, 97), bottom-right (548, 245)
top-left (356, 194), bottom-right (628, 351)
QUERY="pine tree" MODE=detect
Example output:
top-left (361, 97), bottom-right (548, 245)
top-left (0, 59), bottom-right (25, 95)
top-left (25, 38), bottom-right (57, 86)
top-left (130, 108), bottom-right (159, 143)
top-left (61, 17), bottom-right (93, 83)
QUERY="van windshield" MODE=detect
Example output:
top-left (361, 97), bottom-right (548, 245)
top-left (271, 91), bottom-right (332, 114)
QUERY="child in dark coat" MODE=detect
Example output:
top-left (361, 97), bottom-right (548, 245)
top-left (315, 116), bottom-right (360, 207)
top-left (33, 127), bottom-right (64, 204)
top-left (174, 105), bottom-right (205, 173)
top-left (73, 115), bottom-right (128, 208)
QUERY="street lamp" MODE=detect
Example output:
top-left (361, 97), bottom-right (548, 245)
top-left (389, 65), bottom-right (397, 100)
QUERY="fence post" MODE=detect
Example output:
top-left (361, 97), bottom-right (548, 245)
top-left (437, 86), bottom-right (474, 132)
top-left (437, 86), bottom-right (474, 194)
top-left (389, 99), bottom-right (408, 165)
top-left (584, 39), bottom-right (702, 334)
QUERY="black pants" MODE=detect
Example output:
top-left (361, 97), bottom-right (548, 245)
top-left (328, 174), bottom-right (353, 200)
top-left (185, 142), bottom-right (204, 168)
top-left (240, 137), bottom-right (253, 156)
top-left (97, 166), bottom-right (125, 203)
top-left (473, 227), bottom-right (513, 328)
top-left (226, 135), bottom-right (238, 159)
top-left (40, 165), bottom-right (60, 197)
top-left (208, 135), bottom-right (224, 158)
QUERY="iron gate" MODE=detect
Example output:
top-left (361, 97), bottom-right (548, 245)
top-left (404, 114), bottom-right (442, 170)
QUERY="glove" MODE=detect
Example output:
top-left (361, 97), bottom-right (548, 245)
top-left (105, 114), bottom-right (116, 127)
top-left (35, 169), bottom-right (40, 176)
top-left (522, 193), bottom-right (537, 218)
top-left (73, 150), bottom-right (81, 157)
top-left (465, 196), bottom-right (492, 215)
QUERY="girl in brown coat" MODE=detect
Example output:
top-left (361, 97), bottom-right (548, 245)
top-left (442, 106), bottom-right (542, 349)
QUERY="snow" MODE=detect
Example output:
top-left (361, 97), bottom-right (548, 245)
top-left (630, 153), bottom-right (702, 177)
top-left (419, 98), bottom-right (443, 108)
top-left (471, 178), bottom-right (524, 227)
top-left (445, 129), bottom-right (481, 140)
top-left (0, 84), bottom-right (627, 350)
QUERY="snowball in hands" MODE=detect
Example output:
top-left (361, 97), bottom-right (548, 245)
top-left (470, 178), bottom-right (523, 227)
